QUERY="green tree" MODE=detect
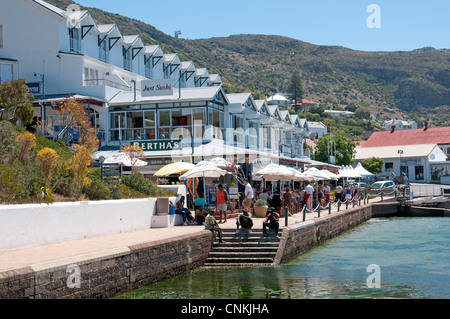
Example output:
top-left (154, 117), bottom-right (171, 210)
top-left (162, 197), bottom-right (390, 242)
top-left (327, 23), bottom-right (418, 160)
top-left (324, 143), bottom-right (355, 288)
top-left (355, 107), bottom-right (371, 120)
top-left (0, 79), bottom-right (35, 125)
top-left (361, 157), bottom-right (384, 174)
top-left (287, 70), bottom-right (304, 112)
top-left (314, 133), bottom-right (356, 166)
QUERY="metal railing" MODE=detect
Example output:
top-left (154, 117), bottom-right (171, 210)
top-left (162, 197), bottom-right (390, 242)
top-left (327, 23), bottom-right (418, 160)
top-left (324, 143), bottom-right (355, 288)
top-left (281, 189), bottom-right (398, 223)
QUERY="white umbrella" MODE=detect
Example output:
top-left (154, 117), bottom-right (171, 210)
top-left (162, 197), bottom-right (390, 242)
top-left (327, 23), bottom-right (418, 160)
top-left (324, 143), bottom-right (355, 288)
top-left (254, 164), bottom-right (298, 181)
top-left (103, 153), bottom-right (147, 167)
top-left (196, 157), bottom-right (234, 169)
top-left (179, 164), bottom-right (229, 201)
top-left (338, 165), bottom-right (362, 178)
top-left (303, 167), bottom-right (329, 181)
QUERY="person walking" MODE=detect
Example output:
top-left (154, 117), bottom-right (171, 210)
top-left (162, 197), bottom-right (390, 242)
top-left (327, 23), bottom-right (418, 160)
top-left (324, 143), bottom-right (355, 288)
top-left (243, 180), bottom-right (254, 212)
top-left (216, 184), bottom-right (228, 224)
top-left (205, 210), bottom-right (224, 243)
top-left (305, 182), bottom-right (314, 212)
top-left (335, 184), bottom-right (343, 202)
top-left (323, 183), bottom-right (331, 205)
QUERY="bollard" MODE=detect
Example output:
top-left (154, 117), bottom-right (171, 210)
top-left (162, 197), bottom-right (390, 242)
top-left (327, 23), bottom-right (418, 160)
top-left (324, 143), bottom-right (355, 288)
top-left (352, 199), bottom-right (355, 208)
top-left (302, 206), bottom-right (306, 222)
top-left (285, 206), bottom-right (288, 226)
top-left (381, 192), bottom-right (384, 201)
top-left (346, 200), bottom-right (348, 210)
top-left (338, 201), bottom-right (341, 212)
top-left (318, 205), bottom-right (321, 218)
top-left (359, 197), bottom-right (361, 206)
top-left (329, 202), bottom-right (332, 215)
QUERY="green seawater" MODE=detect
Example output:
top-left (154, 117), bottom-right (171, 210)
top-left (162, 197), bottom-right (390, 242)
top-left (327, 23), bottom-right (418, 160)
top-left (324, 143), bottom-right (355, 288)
top-left (115, 217), bottom-right (450, 299)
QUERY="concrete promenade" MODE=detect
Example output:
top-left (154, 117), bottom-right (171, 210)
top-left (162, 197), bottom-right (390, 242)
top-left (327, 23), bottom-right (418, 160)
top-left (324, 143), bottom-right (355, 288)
top-left (0, 196), bottom-right (390, 273)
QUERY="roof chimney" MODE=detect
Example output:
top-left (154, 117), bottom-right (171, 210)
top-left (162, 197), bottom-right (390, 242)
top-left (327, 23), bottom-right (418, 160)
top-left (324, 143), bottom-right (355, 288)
top-left (424, 122), bottom-right (428, 131)
top-left (390, 125), bottom-right (395, 134)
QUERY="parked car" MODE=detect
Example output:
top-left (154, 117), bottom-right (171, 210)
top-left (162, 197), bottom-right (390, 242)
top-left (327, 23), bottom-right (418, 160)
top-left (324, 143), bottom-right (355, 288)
top-left (370, 180), bottom-right (396, 192)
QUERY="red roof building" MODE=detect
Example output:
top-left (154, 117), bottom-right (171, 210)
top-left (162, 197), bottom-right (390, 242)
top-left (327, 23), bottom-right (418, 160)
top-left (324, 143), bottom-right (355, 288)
top-left (361, 126), bottom-right (450, 148)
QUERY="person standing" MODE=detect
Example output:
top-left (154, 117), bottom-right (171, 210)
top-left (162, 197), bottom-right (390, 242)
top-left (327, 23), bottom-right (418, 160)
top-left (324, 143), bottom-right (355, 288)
top-left (305, 182), bottom-right (314, 212)
top-left (335, 184), bottom-right (343, 202)
top-left (216, 184), bottom-right (228, 224)
top-left (243, 180), bottom-right (254, 212)
top-left (323, 183), bottom-right (331, 205)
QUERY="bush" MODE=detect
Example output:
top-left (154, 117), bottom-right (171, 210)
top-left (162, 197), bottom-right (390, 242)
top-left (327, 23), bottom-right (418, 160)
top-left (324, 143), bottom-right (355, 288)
top-left (121, 172), bottom-right (173, 197)
top-left (82, 168), bottom-right (112, 200)
top-left (254, 199), bottom-right (268, 207)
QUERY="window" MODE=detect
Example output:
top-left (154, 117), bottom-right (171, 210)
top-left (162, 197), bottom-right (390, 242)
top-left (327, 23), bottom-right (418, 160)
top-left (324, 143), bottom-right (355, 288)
top-left (0, 24), bottom-right (3, 48)
top-left (99, 39), bottom-right (109, 63)
top-left (400, 166), bottom-right (409, 176)
top-left (69, 28), bottom-right (81, 53)
top-left (84, 67), bottom-right (98, 86)
top-left (0, 64), bottom-right (13, 83)
top-left (123, 49), bottom-right (132, 71)
top-left (385, 162), bottom-right (394, 172)
top-left (145, 58), bottom-right (153, 79)
top-left (415, 166), bottom-right (424, 180)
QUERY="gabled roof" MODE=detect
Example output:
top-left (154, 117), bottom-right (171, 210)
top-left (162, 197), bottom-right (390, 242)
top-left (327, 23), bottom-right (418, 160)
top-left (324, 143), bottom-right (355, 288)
top-left (361, 126), bottom-right (450, 148)
top-left (32, 0), bottom-right (66, 17)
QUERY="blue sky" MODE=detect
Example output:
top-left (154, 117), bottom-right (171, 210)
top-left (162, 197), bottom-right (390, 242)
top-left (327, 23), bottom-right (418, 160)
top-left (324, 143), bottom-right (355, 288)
top-left (75, 0), bottom-right (449, 52)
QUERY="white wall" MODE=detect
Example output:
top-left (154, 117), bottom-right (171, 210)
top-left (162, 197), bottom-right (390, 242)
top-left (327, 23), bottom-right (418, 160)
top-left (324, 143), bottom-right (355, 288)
top-left (0, 197), bottom-right (175, 253)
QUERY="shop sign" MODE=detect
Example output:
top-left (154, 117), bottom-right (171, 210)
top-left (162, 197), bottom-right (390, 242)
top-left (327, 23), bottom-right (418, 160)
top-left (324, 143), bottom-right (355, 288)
top-left (131, 139), bottom-right (181, 151)
top-left (141, 79), bottom-right (173, 97)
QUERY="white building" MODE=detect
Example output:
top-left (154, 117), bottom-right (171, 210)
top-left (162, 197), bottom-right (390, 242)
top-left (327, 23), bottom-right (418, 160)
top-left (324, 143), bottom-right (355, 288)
top-left (325, 110), bottom-right (355, 118)
top-left (383, 119), bottom-right (418, 131)
top-left (307, 121), bottom-right (327, 138)
top-left (354, 144), bottom-right (448, 184)
top-left (0, 0), bottom-right (327, 173)
top-left (267, 93), bottom-right (290, 107)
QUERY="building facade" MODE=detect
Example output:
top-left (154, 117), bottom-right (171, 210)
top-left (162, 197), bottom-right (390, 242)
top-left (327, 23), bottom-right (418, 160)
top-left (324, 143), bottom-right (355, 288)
top-left (0, 0), bottom-right (315, 172)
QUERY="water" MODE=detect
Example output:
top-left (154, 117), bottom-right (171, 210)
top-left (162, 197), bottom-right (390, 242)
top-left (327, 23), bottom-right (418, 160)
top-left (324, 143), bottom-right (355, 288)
top-left (116, 217), bottom-right (450, 299)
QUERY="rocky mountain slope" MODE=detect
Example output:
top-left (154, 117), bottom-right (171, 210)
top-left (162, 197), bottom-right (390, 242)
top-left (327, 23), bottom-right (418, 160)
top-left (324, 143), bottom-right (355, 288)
top-left (46, 0), bottom-right (450, 126)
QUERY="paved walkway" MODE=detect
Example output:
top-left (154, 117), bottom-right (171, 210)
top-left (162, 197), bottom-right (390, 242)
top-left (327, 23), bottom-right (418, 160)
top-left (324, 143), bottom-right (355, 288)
top-left (0, 196), bottom-right (389, 272)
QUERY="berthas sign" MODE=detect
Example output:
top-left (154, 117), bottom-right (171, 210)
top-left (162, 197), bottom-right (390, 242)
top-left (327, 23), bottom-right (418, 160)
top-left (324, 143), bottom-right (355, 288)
top-left (141, 79), bottom-right (173, 97)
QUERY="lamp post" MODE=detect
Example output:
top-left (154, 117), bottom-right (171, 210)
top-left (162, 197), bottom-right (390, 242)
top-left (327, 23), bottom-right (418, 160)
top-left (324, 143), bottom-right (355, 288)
top-left (398, 150), bottom-right (403, 176)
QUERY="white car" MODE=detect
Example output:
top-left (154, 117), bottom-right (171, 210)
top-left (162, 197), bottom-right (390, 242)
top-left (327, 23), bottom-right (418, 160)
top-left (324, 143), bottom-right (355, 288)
top-left (370, 180), bottom-right (396, 191)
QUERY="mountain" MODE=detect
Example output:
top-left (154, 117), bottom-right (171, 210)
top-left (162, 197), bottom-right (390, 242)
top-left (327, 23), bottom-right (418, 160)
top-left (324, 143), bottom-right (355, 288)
top-left (45, 0), bottom-right (450, 126)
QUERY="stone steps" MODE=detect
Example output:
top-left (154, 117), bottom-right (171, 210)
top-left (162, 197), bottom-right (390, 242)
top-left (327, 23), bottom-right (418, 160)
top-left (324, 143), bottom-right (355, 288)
top-left (204, 228), bottom-right (280, 268)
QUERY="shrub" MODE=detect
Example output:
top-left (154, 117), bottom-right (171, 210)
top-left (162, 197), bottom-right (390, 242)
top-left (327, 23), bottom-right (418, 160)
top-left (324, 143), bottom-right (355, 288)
top-left (121, 172), bottom-right (173, 197)
top-left (254, 199), bottom-right (268, 207)
top-left (0, 165), bottom-right (22, 204)
top-left (36, 147), bottom-right (59, 180)
top-left (82, 168), bottom-right (112, 200)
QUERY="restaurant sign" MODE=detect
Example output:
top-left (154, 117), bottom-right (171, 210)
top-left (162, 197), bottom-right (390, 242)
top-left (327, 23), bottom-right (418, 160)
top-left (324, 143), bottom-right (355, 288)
top-left (141, 79), bottom-right (173, 97)
top-left (131, 139), bottom-right (182, 152)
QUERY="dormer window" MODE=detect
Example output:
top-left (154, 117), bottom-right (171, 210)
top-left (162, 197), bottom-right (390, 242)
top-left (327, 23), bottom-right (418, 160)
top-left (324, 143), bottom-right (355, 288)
top-left (123, 48), bottom-right (132, 71)
top-left (99, 39), bottom-right (109, 63)
top-left (69, 28), bottom-right (81, 53)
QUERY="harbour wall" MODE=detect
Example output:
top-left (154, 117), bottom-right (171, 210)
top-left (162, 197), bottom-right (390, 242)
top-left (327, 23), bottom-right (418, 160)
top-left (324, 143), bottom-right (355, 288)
top-left (1, 201), bottom-right (447, 299)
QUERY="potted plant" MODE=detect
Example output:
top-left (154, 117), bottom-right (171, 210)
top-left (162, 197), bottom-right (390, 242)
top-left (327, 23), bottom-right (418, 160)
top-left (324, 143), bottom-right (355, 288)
top-left (253, 199), bottom-right (269, 218)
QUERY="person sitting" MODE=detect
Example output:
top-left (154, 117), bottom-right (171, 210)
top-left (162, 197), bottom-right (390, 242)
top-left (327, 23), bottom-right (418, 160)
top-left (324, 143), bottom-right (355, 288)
top-left (175, 196), bottom-right (193, 225)
top-left (263, 208), bottom-right (280, 237)
top-left (194, 193), bottom-right (209, 225)
top-left (205, 210), bottom-right (224, 243)
top-left (236, 211), bottom-right (253, 233)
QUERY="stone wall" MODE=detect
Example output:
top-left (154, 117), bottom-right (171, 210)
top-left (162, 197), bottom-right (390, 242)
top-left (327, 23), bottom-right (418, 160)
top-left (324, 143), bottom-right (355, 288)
top-left (274, 205), bottom-right (372, 266)
top-left (0, 230), bottom-right (212, 299)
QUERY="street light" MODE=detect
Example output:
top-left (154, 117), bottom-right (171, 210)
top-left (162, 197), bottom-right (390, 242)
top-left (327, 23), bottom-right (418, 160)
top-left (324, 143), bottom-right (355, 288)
top-left (398, 150), bottom-right (403, 175)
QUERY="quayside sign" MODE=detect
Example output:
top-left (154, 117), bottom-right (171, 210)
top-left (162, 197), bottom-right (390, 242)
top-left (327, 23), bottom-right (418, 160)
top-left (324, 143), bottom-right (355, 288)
top-left (131, 139), bottom-right (182, 152)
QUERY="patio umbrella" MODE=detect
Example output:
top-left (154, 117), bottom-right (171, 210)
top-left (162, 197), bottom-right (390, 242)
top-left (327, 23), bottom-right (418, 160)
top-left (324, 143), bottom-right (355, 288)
top-left (254, 164), bottom-right (298, 181)
top-left (154, 162), bottom-right (195, 177)
top-left (102, 153), bottom-right (147, 167)
top-left (179, 164), bottom-right (229, 201)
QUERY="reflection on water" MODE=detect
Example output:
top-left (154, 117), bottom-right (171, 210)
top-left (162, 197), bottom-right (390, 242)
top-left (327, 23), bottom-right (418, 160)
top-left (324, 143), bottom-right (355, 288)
top-left (116, 217), bottom-right (450, 299)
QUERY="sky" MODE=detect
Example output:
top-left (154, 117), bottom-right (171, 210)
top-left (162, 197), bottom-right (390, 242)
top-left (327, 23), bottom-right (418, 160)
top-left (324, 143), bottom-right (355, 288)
top-left (74, 0), bottom-right (450, 52)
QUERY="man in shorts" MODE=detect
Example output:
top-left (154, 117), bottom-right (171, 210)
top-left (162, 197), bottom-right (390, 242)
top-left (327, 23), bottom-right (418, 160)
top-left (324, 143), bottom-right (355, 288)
top-left (243, 180), bottom-right (254, 212)
top-left (216, 184), bottom-right (228, 223)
